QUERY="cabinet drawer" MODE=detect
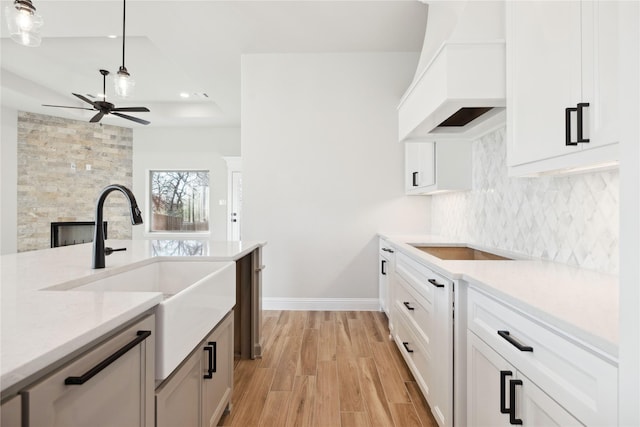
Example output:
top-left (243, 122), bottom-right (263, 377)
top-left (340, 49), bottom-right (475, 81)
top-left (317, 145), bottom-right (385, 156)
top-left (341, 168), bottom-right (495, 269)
top-left (468, 287), bottom-right (617, 425)
top-left (393, 273), bottom-right (434, 346)
top-left (392, 312), bottom-right (433, 403)
top-left (396, 252), bottom-right (451, 303)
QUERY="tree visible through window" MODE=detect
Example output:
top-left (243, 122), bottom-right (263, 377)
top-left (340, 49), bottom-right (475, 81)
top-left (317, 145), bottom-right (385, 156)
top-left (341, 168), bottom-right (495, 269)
top-left (150, 171), bottom-right (210, 232)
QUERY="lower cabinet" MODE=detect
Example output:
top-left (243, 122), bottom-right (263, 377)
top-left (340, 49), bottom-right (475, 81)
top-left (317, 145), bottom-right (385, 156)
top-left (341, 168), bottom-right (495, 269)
top-left (1, 395), bottom-right (21, 427)
top-left (156, 311), bottom-right (233, 427)
top-left (22, 315), bottom-right (155, 427)
top-left (466, 287), bottom-right (617, 426)
top-left (467, 331), bottom-right (581, 426)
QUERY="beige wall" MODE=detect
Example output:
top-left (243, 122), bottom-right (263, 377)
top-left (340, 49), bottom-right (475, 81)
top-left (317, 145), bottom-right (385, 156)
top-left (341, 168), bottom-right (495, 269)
top-left (17, 112), bottom-right (134, 252)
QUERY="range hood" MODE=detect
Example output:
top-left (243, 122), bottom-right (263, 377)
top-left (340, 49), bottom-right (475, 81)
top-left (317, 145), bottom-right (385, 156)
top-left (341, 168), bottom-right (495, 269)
top-left (398, 1), bottom-right (506, 142)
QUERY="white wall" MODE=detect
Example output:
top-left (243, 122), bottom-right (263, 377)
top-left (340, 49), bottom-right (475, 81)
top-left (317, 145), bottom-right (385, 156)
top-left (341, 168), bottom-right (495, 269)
top-left (132, 127), bottom-right (240, 241)
top-left (241, 53), bottom-right (430, 305)
top-left (0, 107), bottom-right (18, 254)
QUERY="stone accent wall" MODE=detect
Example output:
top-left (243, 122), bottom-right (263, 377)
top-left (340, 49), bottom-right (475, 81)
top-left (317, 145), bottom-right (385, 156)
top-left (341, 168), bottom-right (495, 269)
top-left (17, 112), bottom-right (134, 252)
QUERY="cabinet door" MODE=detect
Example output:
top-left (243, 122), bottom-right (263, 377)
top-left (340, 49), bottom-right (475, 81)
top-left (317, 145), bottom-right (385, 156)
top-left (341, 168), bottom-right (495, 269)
top-left (467, 331), bottom-right (513, 427)
top-left (202, 313), bottom-right (234, 427)
top-left (379, 253), bottom-right (389, 313)
top-left (156, 348), bottom-right (202, 427)
top-left (517, 372), bottom-right (582, 427)
top-left (25, 316), bottom-right (155, 427)
top-left (1, 395), bottom-right (21, 427)
top-left (405, 142), bottom-right (423, 192)
top-left (506, 1), bottom-right (583, 167)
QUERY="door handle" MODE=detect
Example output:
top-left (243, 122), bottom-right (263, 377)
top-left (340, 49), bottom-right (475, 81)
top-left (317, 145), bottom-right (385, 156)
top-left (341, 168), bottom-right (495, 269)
top-left (428, 278), bottom-right (444, 288)
top-left (577, 102), bottom-right (590, 143)
top-left (500, 370), bottom-right (513, 414)
top-left (509, 379), bottom-right (523, 425)
top-left (203, 342), bottom-right (217, 379)
top-left (565, 107), bottom-right (578, 145)
top-left (498, 330), bottom-right (533, 352)
top-left (65, 330), bottom-right (151, 385)
top-left (381, 260), bottom-right (387, 275)
top-left (403, 301), bottom-right (415, 311)
top-left (412, 171), bottom-right (419, 187)
top-left (402, 342), bottom-right (414, 353)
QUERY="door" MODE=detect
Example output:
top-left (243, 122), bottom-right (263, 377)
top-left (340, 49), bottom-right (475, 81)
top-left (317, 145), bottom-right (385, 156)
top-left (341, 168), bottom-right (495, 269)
top-left (229, 171), bottom-right (242, 241)
top-left (156, 348), bottom-right (202, 427)
top-left (517, 372), bottom-right (582, 426)
top-left (467, 331), bottom-right (513, 427)
top-left (201, 313), bottom-right (234, 427)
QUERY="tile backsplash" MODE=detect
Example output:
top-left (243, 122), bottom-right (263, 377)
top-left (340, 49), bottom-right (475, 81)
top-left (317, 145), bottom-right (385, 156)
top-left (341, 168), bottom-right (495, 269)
top-left (430, 127), bottom-right (619, 274)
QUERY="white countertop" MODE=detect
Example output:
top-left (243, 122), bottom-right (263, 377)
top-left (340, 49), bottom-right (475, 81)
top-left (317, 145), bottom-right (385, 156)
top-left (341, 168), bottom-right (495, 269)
top-left (0, 239), bottom-right (265, 394)
top-left (380, 234), bottom-right (619, 357)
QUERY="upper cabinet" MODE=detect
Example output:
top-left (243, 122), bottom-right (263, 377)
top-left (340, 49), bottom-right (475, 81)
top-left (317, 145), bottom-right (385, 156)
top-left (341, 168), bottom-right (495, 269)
top-left (506, 1), bottom-right (619, 176)
top-left (405, 140), bottom-right (471, 195)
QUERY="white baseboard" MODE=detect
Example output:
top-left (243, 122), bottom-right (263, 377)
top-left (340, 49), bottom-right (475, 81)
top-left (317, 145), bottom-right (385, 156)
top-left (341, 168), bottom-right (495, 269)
top-left (262, 297), bottom-right (381, 311)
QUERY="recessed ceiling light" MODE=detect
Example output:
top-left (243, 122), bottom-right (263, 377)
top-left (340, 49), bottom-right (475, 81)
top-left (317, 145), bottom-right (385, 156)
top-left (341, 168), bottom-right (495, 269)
top-left (107, 35), bottom-right (117, 39)
top-left (180, 92), bottom-right (190, 98)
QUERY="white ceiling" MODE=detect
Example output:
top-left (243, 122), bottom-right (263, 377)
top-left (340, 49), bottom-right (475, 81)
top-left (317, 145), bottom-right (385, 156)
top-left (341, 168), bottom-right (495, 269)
top-left (0, 0), bottom-right (427, 128)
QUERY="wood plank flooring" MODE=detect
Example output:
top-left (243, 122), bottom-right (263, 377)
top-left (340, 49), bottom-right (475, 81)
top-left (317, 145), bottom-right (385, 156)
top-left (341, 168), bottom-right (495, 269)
top-left (218, 311), bottom-right (438, 427)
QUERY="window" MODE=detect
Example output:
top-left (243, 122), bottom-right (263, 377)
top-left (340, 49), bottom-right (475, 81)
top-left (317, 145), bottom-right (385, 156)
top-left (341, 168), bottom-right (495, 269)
top-left (150, 171), bottom-right (210, 232)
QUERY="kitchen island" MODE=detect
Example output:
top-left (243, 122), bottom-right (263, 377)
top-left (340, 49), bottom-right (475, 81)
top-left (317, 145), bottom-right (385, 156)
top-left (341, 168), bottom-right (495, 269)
top-left (0, 238), bottom-right (266, 398)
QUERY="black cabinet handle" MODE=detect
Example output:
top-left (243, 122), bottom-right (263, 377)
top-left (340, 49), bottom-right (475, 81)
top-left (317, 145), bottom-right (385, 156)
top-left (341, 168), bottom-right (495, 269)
top-left (412, 171), bottom-right (419, 187)
top-left (565, 107), bottom-right (578, 146)
top-left (65, 330), bottom-right (151, 385)
top-left (381, 247), bottom-right (395, 253)
top-left (402, 342), bottom-right (414, 353)
top-left (577, 102), bottom-right (590, 143)
top-left (500, 370), bottom-right (513, 414)
top-left (428, 278), bottom-right (444, 288)
top-left (203, 342), bottom-right (217, 379)
top-left (381, 260), bottom-right (387, 275)
top-left (509, 379), bottom-right (523, 425)
top-left (498, 330), bottom-right (533, 352)
top-left (403, 301), bottom-right (415, 311)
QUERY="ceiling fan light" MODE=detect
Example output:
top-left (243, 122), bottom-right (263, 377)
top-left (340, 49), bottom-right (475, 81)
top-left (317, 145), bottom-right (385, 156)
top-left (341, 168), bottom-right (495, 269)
top-left (5, 0), bottom-right (43, 47)
top-left (115, 66), bottom-right (135, 97)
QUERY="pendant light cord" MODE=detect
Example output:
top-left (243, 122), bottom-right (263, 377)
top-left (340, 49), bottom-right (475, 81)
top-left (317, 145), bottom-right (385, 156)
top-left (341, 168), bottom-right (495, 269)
top-left (121, 0), bottom-right (126, 68)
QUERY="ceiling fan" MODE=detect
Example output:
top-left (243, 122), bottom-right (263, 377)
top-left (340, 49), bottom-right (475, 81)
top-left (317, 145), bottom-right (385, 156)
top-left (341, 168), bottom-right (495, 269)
top-left (43, 69), bottom-right (150, 125)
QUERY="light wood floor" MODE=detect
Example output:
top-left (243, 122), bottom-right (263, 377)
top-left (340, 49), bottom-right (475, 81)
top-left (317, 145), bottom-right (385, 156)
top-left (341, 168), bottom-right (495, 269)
top-left (218, 310), bottom-right (438, 427)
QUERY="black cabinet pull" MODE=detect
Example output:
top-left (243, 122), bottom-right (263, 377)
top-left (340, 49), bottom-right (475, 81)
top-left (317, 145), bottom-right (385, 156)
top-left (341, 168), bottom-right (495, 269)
top-left (565, 107), bottom-right (578, 146)
top-left (381, 260), bottom-right (387, 275)
top-left (428, 278), bottom-right (444, 288)
top-left (412, 171), bottom-right (419, 187)
top-left (403, 301), bottom-right (415, 311)
top-left (203, 342), bottom-right (217, 379)
top-left (65, 330), bottom-right (151, 385)
top-left (500, 370), bottom-right (513, 414)
top-left (577, 102), bottom-right (590, 143)
top-left (498, 330), bottom-right (533, 352)
top-left (381, 247), bottom-right (395, 253)
top-left (402, 342), bottom-right (414, 353)
top-left (509, 379), bottom-right (523, 425)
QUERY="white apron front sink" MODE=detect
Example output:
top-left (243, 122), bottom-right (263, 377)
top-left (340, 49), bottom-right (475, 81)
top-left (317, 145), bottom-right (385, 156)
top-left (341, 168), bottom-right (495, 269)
top-left (61, 260), bottom-right (236, 380)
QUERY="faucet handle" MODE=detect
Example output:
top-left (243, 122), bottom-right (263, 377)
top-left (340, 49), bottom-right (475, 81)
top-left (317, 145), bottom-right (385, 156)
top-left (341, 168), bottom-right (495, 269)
top-left (104, 247), bottom-right (127, 256)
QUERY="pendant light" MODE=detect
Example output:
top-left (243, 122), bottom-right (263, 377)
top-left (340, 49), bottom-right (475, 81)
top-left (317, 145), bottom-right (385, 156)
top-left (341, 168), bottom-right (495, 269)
top-left (4, 0), bottom-right (43, 47)
top-left (114, 0), bottom-right (135, 97)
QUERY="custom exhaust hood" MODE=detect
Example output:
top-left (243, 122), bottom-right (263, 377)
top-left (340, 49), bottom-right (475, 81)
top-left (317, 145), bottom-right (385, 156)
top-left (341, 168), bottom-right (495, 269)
top-left (398, 1), bottom-right (506, 142)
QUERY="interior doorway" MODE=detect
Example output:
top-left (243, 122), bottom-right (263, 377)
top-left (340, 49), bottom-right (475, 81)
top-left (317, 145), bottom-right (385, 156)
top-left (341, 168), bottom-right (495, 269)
top-left (224, 157), bottom-right (242, 241)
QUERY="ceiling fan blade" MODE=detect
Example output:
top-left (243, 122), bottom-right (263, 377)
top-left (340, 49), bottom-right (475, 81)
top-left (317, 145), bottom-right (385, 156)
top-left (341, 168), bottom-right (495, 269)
top-left (90, 112), bottom-right (105, 123)
top-left (112, 107), bottom-right (150, 112)
top-left (112, 112), bottom-right (151, 125)
top-left (72, 93), bottom-right (98, 107)
top-left (42, 104), bottom-right (94, 110)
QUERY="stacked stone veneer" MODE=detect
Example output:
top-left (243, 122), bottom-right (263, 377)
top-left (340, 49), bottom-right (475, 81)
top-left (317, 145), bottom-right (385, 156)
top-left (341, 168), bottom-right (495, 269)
top-left (17, 112), bottom-right (134, 252)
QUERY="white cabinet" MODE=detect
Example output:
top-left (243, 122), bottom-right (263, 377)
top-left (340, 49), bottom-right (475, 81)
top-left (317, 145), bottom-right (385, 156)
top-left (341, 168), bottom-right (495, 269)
top-left (378, 238), bottom-right (395, 315)
top-left (390, 251), bottom-right (453, 427)
top-left (506, 0), bottom-right (619, 176)
top-left (156, 311), bottom-right (233, 427)
top-left (405, 141), bottom-right (471, 195)
top-left (466, 287), bottom-right (617, 426)
top-left (23, 315), bottom-right (155, 427)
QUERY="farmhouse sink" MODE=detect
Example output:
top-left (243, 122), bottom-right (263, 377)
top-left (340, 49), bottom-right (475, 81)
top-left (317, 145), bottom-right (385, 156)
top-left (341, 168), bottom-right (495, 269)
top-left (411, 245), bottom-right (512, 261)
top-left (58, 260), bottom-right (236, 380)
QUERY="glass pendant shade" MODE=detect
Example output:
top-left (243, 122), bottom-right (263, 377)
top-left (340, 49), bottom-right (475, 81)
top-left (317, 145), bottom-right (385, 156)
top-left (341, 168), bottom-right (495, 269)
top-left (114, 66), bottom-right (135, 97)
top-left (5, 0), bottom-right (43, 47)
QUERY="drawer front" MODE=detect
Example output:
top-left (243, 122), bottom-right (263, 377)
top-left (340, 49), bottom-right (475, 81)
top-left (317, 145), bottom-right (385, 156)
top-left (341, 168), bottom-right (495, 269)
top-left (379, 239), bottom-right (395, 258)
top-left (396, 252), bottom-right (451, 303)
top-left (393, 273), bottom-right (434, 347)
top-left (392, 311), bottom-right (433, 403)
top-left (468, 287), bottom-right (617, 425)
